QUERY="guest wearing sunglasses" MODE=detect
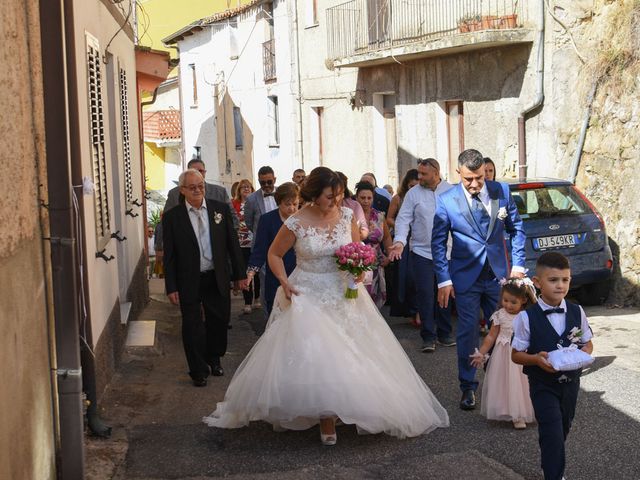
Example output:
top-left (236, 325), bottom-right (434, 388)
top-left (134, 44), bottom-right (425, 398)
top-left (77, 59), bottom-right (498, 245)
top-left (244, 166), bottom-right (278, 237)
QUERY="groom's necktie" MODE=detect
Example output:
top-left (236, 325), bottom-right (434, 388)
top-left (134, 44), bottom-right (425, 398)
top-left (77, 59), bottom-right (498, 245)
top-left (470, 193), bottom-right (490, 235)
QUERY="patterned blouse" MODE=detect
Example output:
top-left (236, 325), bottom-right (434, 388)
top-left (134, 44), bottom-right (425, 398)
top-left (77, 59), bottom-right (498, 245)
top-left (232, 199), bottom-right (253, 248)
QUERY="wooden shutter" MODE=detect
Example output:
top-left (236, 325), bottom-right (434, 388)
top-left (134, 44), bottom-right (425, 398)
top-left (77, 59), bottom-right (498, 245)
top-left (119, 67), bottom-right (133, 204)
top-left (87, 34), bottom-right (111, 245)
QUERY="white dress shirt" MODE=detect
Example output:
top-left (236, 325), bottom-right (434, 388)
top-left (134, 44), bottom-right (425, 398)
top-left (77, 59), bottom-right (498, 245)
top-left (512, 298), bottom-right (593, 352)
top-left (186, 199), bottom-right (214, 272)
top-left (262, 190), bottom-right (277, 213)
top-left (394, 180), bottom-right (452, 260)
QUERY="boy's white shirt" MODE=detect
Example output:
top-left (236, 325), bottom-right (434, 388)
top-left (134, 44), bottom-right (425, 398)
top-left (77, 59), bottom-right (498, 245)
top-left (511, 298), bottom-right (593, 352)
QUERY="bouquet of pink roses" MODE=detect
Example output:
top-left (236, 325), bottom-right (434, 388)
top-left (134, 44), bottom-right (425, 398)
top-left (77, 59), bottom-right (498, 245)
top-left (334, 242), bottom-right (377, 299)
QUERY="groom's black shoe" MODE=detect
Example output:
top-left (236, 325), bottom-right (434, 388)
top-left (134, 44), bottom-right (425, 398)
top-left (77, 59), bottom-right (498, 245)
top-left (209, 358), bottom-right (224, 376)
top-left (460, 390), bottom-right (476, 410)
top-left (192, 377), bottom-right (207, 387)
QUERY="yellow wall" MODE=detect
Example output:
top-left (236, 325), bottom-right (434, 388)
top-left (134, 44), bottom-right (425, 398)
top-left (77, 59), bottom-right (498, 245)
top-left (144, 142), bottom-right (167, 190)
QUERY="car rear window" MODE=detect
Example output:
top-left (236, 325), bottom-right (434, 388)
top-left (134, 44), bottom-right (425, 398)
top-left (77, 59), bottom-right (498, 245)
top-left (511, 186), bottom-right (591, 220)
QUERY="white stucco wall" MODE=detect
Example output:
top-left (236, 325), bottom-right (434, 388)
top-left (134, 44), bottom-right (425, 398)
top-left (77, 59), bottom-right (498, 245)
top-left (177, 0), bottom-right (297, 188)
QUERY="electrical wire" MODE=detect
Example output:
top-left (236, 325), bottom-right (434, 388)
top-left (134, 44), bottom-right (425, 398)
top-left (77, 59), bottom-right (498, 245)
top-left (71, 186), bottom-right (95, 358)
top-left (137, 1), bottom-right (153, 47)
top-left (103, 0), bottom-right (133, 63)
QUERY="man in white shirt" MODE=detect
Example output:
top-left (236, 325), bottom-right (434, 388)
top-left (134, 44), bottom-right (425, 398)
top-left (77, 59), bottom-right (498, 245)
top-left (389, 158), bottom-right (454, 353)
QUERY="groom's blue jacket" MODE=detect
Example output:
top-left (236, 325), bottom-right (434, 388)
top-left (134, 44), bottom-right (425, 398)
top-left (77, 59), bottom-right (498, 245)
top-left (431, 181), bottom-right (525, 294)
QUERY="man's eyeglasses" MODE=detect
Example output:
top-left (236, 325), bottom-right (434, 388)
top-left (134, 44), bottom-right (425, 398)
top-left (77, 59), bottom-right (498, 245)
top-left (182, 183), bottom-right (205, 192)
top-left (417, 158), bottom-right (438, 169)
top-left (259, 179), bottom-right (274, 187)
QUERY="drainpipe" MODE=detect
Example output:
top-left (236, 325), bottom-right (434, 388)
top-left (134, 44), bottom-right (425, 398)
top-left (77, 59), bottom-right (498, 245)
top-left (292, 0), bottom-right (305, 169)
top-left (568, 80), bottom-right (598, 184)
top-left (39, 0), bottom-right (86, 476)
top-left (63, 1), bottom-right (112, 441)
top-left (517, 0), bottom-right (545, 180)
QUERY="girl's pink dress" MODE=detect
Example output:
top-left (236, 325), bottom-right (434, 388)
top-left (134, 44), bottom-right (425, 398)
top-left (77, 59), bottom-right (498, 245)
top-left (481, 308), bottom-right (535, 422)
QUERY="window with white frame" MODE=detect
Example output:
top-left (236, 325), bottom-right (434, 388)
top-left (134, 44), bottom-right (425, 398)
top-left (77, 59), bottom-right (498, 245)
top-left (267, 95), bottom-right (279, 147)
top-left (86, 34), bottom-right (111, 246)
top-left (119, 67), bottom-right (133, 204)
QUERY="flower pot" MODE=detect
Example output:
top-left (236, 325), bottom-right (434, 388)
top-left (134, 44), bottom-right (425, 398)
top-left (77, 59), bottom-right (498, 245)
top-left (458, 22), bottom-right (470, 33)
top-left (468, 19), bottom-right (482, 32)
top-left (481, 15), bottom-right (499, 30)
top-left (499, 14), bottom-right (518, 29)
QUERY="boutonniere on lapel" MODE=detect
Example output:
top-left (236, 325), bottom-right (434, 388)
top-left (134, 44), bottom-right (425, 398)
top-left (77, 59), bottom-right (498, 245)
top-left (567, 326), bottom-right (584, 344)
top-left (496, 207), bottom-right (508, 221)
top-left (214, 212), bottom-right (223, 225)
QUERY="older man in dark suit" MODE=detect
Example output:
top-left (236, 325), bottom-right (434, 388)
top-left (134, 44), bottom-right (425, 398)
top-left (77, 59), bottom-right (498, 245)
top-left (163, 169), bottom-right (247, 386)
top-left (164, 159), bottom-right (229, 210)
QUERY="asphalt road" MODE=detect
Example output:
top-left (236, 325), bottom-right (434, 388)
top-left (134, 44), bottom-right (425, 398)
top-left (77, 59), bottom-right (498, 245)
top-left (86, 285), bottom-right (640, 480)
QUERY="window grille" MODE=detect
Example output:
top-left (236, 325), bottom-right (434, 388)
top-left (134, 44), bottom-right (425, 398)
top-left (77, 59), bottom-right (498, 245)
top-left (119, 67), bottom-right (133, 204)
top-left (87, 35), bottom-right (111, 244)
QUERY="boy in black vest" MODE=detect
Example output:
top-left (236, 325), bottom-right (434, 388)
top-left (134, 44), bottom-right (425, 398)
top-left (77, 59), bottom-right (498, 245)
top-left (512, 252), bottom-right (594, 480)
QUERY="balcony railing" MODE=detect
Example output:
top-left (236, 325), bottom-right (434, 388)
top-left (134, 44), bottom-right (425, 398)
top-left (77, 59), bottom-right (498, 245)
top-left (327, 0), bottom-right (526, 61)
top-left (262, 38), bottom-right (276, 82)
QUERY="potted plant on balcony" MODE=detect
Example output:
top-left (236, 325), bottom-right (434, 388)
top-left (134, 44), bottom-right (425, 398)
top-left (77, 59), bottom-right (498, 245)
top-left (498, 13), bottom-right (518, 29)
top-left (499, 0), bottom-right (519, 29)
top-left (481, 15), bottom-right (499, 29)
top-left (457, 14), bottom-right (481, 33)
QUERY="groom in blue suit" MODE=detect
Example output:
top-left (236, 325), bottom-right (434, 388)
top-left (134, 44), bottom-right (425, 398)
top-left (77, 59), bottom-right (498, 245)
top-left (431, 149), bottom-right (526, 410)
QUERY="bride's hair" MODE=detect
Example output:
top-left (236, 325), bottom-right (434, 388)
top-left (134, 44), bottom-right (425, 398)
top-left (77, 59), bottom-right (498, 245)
top-left (300, 167), bottom-right (344, 202)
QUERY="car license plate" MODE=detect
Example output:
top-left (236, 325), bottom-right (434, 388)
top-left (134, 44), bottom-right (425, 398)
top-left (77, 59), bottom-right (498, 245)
top-left (533, 234), bottom-right (577, 250)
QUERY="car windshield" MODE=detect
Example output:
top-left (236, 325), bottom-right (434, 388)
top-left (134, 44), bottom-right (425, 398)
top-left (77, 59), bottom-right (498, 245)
top-left (511, 186), bottom-right (590, 220)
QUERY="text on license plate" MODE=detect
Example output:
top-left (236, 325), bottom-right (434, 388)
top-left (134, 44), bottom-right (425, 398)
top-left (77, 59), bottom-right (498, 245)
top-left (533, 234), bottom-right (577, 250)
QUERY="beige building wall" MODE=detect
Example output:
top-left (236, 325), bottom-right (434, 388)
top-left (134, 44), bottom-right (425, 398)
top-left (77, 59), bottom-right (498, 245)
top-left (0, 0), bottom-right (56, 479)
top-left (70, 0), bottom-right (146, 362)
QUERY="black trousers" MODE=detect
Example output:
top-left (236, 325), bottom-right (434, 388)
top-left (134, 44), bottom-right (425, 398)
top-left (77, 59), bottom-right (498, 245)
top-left (240, 247), bottom-right (260, 305)
top-left (179, 270), bottom-right (230, 379)
top-left (529, 377), bottom-right (580, 480)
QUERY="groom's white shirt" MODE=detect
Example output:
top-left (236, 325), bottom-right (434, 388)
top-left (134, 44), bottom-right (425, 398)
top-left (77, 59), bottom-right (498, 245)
top-left (462, 183), bottom-right (493, 216)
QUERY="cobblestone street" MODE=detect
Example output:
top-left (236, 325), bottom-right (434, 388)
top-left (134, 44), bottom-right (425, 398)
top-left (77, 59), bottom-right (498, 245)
top-left (85, 280), bottom-right (640, 479)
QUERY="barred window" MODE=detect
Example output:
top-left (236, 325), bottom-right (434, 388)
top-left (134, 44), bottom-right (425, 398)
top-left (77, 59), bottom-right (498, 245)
top-left (119, 67), bottom-right (133, 204)
top-left (87, 34), bottom-right (111, 245)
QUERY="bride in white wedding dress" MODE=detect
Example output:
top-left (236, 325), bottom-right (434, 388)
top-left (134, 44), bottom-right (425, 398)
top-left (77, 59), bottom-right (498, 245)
top-left (203, 167), bottom-right (449, 444)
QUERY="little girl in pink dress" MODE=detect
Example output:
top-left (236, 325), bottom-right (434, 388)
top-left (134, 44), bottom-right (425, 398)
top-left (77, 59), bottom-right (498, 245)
top-left (470, 277), bottom-right (536, 429)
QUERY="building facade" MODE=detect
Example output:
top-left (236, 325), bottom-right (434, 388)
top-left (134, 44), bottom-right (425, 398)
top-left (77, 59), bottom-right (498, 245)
top-left (165, 0), bottom-right (299, 188)
top-left (1, 0), bottom-right (150, 476)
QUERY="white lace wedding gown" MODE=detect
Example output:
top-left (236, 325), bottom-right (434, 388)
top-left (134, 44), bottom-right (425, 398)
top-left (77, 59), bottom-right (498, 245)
top-left (203, 207), bottom-right (449, 438)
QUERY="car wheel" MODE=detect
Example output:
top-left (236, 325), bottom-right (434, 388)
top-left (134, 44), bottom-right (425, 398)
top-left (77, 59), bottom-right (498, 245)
top-left (578, 280), bottom-right (611, 306)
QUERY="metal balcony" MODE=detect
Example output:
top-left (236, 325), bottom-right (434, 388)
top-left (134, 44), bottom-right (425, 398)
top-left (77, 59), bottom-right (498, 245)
top-left (326, 0), bottom-right (532, 68)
